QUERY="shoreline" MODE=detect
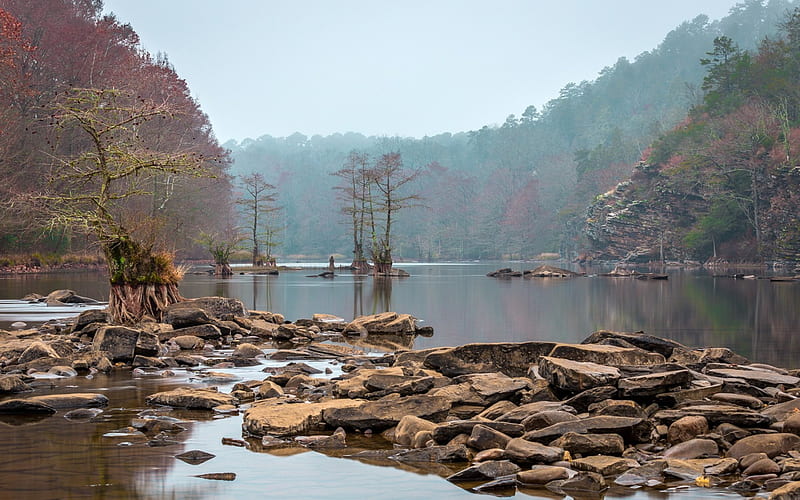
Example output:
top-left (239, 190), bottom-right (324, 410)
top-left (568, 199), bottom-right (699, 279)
top-left (1, 299), bottom-right (800, 498)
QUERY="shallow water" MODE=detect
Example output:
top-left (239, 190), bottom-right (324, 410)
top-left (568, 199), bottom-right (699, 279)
top-left (0, 263), bottom-right (797, 498)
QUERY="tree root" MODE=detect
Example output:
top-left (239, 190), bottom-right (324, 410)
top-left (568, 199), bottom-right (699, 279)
top-left (108, 283), bottom-right (183, 324)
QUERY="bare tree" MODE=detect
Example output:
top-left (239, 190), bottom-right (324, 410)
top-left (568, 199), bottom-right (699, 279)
top-left (332, 150), bottom-right (372, 273)
top-left (370, 152), bottom-right (420, 275)
top-left (237, 172), bottom-right (281, 266)
top-left (30, 88), bottom-right (213, 323)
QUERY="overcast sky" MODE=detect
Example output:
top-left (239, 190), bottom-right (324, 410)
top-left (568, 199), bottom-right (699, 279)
top-left (102, 1), bottom-right (739, 143)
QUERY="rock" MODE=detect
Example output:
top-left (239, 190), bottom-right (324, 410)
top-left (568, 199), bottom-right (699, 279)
top-left (232, 343), bottom-right (263, 358)
top-left (166, 297), bottom-right (246, 319)
top-left (0, 399), bottom-right (56, 414)
top-left (743, 458), bottom-right (781, 476)
top-left (557, 471), bottom-right (607, 493)
top-left (581, 330), bottom-right (687, 358)
top-left (323, 394), bottom-right (451, 431)
top-left (145, 388), bottom-right (236, 409)
top-left (571, 455), bottom-right (639, 476)
top-left (662, 438), bottom-right (719, 459)
top-left (447, 460), bottom-right (521, 482)
top-left (656, 384), bottom-right (724, 407)
top-left (73, 309), bottom-right (109, 332)
top-left (46, 289), bottom-right (99, 304)
top-left (618, 369), bottom-right (692, 397)
top-left (390, 444), bottom-right (469, 463)
top-left (296, 428), bottom-right (347, 449)
top-left (395, 415), bottom-right (437, 447)
top-left (486, 268), bottom-right (522, 278)
top-left (550, 432), bottom-right (625, 456)
top-left (163, 307), bottom-right (213, 328)
top-left (516, 465), bottom-right (571, 485)
top-left (704, 457), bottom-right (740, 475)
top-left (548, 343), bottom-right (665, 366)
top-left (707, 368), bottom-right (800, 388)
top-left (422, 341), bottom-right (557, 377)
top-left (563, 386), bottom-right (619, 413)
top-left (472, 474), bottom-right (518, 492)
top-left (162, 324), bottom-right (222, 341)
top-left (17, 341), bottom-right (59, 364)
top-left (538, 356), bottom-right (621, 392)
top-left (63, 408), bottom-right (103, 421)
top-left (770, 481), bottom-right (800, 499)
top-left (343, 312), bottom-right (417, 335)
top-left (653, 404), bottom-right (773, 428)
top-left (48, 365), bottom-right (78, 377)
top-left (170, 335), bottom-right (205, 350)
top-left (175, 450), bottom-right (216, 465)
top-left (468, 424), bottom-right (512, 451)
top-left (521, 410), bottom-right (580, 431)
top-left (504, 437), bottom-right (564, 464)
top-left (92, 326), bottom-right (141, 362)
top-left (589, 399), bottom-right (646, 418)
top-left (668, 415), bottom-right (709, 444)
top-left (132, 356), bottom-right (167, 369)
top-left (26, 393), bottom-right (108, 409)
top-left (0, 375), bottom-right (31, 393)
top-left (740, 452), bottom-right (770, 469)
top-left (257, 381), bottom-right (284, 399)
top-left (663, 459), bottom-right (706, 480)
top-left (728, 434), bottom-right (800, 459)
top-left (194, 473), bottom-right (236, 481)
top-left (524, 416), bottom-right (652, 444)
top-left (711, 392), bottom-right (764, 409)
top-left (785, 413), bottom-right (800, 435)
top-left (243, 399), bottom-right (363, 437)
top-left (524, 265), bottom-right (581, 278)
top-left (432, 420), bottom-right (523, 444)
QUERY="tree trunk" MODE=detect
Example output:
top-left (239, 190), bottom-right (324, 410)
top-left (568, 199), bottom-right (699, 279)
top-left (108, 282), bottom-right (182, 324)
top-left (215, 263), bottom-right (233, 276)
top-left (373, 260), bottom-right (392, 275)
top-left (351, 258), bottom-right (371, 274)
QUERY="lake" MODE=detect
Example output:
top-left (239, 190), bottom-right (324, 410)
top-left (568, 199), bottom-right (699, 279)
top-left (0, 262), bottom-right (797, 499)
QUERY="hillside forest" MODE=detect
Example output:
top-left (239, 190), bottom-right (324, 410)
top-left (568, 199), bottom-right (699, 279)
top-left (1, 0), bottom-right (799, 266)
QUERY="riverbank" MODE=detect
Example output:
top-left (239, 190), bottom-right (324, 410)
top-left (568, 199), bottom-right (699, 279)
top-left (1, 297), bottom-right (800, 498)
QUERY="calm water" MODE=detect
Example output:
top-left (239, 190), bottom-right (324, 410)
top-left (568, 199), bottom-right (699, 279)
top-left (0, 263), bottom-right (797, 499)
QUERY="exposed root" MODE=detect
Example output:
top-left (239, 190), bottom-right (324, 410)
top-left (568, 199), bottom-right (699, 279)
top-left (108, 283), bottom-right (183, 324)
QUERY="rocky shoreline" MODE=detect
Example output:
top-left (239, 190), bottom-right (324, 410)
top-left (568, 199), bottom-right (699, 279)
top-left (2, 294), bottom-right (800, 498)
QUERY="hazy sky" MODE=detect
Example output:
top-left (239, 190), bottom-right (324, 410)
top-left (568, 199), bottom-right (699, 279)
top-left (102, 1), bottom-right (740, 143)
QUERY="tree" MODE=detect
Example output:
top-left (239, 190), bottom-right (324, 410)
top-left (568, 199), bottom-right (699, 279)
top-left (370, 152), bottom-right (420, 275)
top-left (332, 150), bottom-right (372, 273)
top-left (237, 172), bottom-right (281, 266)
top-left (197, 223), bottom-right (244, 276)
top-left (31, 88), bottom-right (214, 323)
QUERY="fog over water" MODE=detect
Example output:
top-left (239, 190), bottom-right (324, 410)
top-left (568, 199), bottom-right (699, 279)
top-left (102, 0), bottom-right (738, 141)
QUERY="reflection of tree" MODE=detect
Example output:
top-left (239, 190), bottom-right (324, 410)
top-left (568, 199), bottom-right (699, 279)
top-left (251, 275), bottom-right (276, 311)
top-left (352, 275), bottom-right (366, 319)
top-left (371, 278), bottom-right (393, 314)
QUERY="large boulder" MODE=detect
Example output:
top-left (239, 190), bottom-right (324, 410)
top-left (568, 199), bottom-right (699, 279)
top-left (538, 356), bottom-right (621, 392)
top-left (163, 307), bottom-right (213, 328)
top-left (17, 341), bottom-right (60, 364)
top-left (145, 388), bottom-right (236, 409)
top-left (423, 342), bottom-right (557, 377)
top-left (45, 289), bottom-right (100, 304)
top-left (323, 394), bottom-right (451, 431)
top-left (26, 393), bottom-right (108, 409)
top-left (617, 369), bottom-right (692, 397)
top-left (164, 297), bottom-right (246, 320)
top-left (243, 399), bottom-right (363, 437)
top-left (504, 437), bottom-right (564, 464)
top-left (92, 326), bottom-right (141, 362)
top-left (727, 433), bottom-right (800, 459)
top-left (548, 343), bottom-right (665, 366)
top-left (580, 330), bottom-right (687, 358)
top-left (343, 312), bottom-right (417, 335)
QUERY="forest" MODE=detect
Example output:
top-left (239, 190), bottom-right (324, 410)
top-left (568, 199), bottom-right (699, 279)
top-left (1, 0), bottom-right (799, 266)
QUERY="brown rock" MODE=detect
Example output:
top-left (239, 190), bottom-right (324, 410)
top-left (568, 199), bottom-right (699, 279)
top-left (343, 312), bottom-right (417, 335)
top-left (538, 356), bottom-right (621, 392)
top-left (423, 341), bottom-right (557, 377)
top-left (728, 433), bottom-right (800, 459)
top-left (390, 444), bottom-right (469, 463)
top-left (17, 341), bottom-right (59, 364)
top-left (394, 415), bottom-right (437, 447)
top-left (243, 398), bottom-right (363, 436)
top-left (468, 424), bottom-right (512, 451)
top-left (784, 413), bottom-right (800, 435)
top-left (668, 415), bottom-right (709, 444)
top-left (618, 369), bottom-right (692, 397)
top-left (550, 432), bottom-right (624, 456)
top-left (146, 388), bottom-right (236, 409)
top-left (322, 394), bottom-right (450, 431)
top-left (504, 437), bottom-right (563, 464)
top-left (522, 410), bottom-right (580, 431)
top-left (548, 343), bottom-right (665, 366)
top-left (662, 438), bottom-right (719, 459)
top-left (769, 481), bottom-right (800, 499)
top-left (233, 343), bottom-right (263, 358)
top-left (516, 465), bottom-right (570, 485)
top-left (447, 460), bottom-right (521, 482)
top-left (571, 455), bottom-right (639, 476)
top-left (743, 458), bottom-right (781, 476)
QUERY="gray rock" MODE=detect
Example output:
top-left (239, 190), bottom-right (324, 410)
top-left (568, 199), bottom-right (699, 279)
top-left (581, 330), bottom-right (687, 358)
top-left (166, 297), bottom-right (246, 319)
top-left (618, 369), bottom-right (692, 397)
top-left (423, 341), bottom-right (557, 377)
top-left (17, 341), bottom-right (59, 364)
top-left (524, 415), bottom-right (652, 444)
top-left (563, 386), bottom-right (618, 413)
top-left (447, 460), bottom-right (521, 482)
top-left (653, 404), bottom-right (773, 427)
top-left (93, 326), bottom-right (141, 362)
top-left (538, 356), bottom-right (621, 392)
top-left (390, 444), bottom-right (469, 463)
top-left (468, 424), bottom-right (512, 451)
top-left (323, 394), bottom-right (450, 431)
top-left (162, 324), bottom-right (222, 341)
top-left (662, 438), bottom-right (719, 459)
top-left (707, 368), bottom-right (800, 388)
top-left (548, 342), bottom-right (665, 366)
